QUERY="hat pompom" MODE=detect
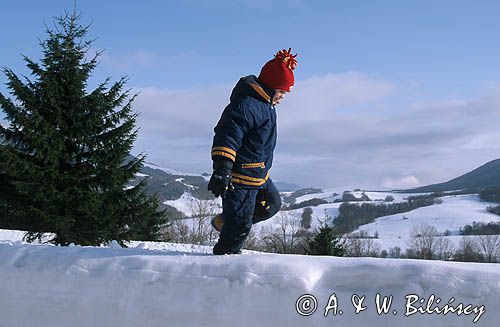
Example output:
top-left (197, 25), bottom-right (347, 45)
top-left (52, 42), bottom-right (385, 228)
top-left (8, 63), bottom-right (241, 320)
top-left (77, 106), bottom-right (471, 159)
top-left (275, 48), bottom-right (298, 70)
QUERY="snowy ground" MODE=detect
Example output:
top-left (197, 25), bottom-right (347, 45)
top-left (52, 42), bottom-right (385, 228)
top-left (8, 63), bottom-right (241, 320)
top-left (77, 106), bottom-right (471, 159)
top-left (0, 229), bottom-right (498, 327)
top-left (356, 194), bottom-right (500, 251)
top-left (163, 191), bottom-right (221, 217)
top-left (172, 188), bottom-right (500, 253)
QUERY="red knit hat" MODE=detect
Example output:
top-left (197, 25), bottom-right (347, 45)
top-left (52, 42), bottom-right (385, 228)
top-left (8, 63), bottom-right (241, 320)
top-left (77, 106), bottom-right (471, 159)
top-left (258, 48), bottom-right (298, 92)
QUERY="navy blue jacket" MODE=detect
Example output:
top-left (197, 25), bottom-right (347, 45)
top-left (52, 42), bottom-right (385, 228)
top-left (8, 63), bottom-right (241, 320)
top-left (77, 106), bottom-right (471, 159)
top-left (211, 75), bottom-right (277, 188)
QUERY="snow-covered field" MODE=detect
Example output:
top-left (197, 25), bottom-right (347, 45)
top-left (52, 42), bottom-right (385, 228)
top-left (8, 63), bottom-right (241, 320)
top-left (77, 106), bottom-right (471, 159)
top-left (144, 161), bottom-right (211, 181)
top-left (171, 188), bottom-right (500, 253)
top-left (0, 229), bottom-right (499, 327)
top-left (356, 194), bottom-right (500, 251)
top-left (163, 191), bottom-right (221, 217)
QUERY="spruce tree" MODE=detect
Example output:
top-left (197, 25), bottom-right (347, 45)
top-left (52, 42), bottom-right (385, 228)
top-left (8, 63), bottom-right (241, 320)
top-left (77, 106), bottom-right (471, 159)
top-left (0, 12), bottom-right (167, 246)
top-left (307, 225), bottom-right (345, 256)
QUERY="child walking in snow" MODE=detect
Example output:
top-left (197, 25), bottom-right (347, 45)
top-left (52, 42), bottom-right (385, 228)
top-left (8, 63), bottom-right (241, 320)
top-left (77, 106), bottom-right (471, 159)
top-left (208, 49), bottom-right (298, 255)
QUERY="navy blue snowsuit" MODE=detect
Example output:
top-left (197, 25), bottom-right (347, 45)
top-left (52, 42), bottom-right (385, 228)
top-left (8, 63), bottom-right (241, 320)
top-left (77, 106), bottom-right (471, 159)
top-left (211, 75), bottom-right (282, 254)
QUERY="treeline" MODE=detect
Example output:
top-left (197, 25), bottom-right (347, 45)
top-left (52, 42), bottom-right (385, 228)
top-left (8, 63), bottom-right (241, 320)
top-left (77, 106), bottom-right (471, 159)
top-left (166, 204), bottom-right (500, 263)
top-left (479, 187), bottom-right (500, 217)
top-left (341, 223), bottom-right (500, 263)
top-left (287, 198), bottom-right (328, 210)
top-left (333, 192), bottom-right (371, 203)
top-left (460, 221), bottom-right (500, 235)
top-left (333, 195), bottom-right (440, 234)
top-left (487, 206), bottom-right (500, 216)
top-left (479, 187), bottom-right (500, 203)
top-left (282, 188), bottom-right (323, 204)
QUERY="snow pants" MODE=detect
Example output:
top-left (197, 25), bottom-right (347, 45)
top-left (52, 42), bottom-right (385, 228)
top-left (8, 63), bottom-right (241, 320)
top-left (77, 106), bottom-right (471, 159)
top-left (213, 179), bottom-right (281, 254)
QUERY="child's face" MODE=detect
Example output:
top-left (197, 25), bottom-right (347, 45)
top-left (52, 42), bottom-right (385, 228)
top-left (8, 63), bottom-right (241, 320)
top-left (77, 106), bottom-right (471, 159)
top-left (272, 89), bottom-right (288, 105)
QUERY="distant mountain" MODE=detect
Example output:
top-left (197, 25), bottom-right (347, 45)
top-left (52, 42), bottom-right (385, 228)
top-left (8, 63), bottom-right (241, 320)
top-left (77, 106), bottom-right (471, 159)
top-left (406, 159), bottom-right (500, 193)
top-left (273, 181), bottom-right (302, 192)
top-left (130, 157), bottom-right (308, 214)
top-left (139, 162), bottom-right (213, 201)
top-left (125, 158), bottom-right (212, 219)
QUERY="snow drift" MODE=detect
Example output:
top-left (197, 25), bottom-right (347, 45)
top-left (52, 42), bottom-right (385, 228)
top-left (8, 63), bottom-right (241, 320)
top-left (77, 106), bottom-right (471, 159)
top-left (0, 236), bottom-right (498, 327)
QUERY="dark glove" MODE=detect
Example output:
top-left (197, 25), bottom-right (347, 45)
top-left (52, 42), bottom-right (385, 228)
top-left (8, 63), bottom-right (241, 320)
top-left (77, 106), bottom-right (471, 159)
top-left (207, 159), bottom-right (234, 198)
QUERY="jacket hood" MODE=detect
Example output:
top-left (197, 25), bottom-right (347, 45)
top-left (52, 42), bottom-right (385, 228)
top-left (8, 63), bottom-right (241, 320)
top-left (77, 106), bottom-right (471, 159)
top-left (230, 75), bottom-right (276, 104)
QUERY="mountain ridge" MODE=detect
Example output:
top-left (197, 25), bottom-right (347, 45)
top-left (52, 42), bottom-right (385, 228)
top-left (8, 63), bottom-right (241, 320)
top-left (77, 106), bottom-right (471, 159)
top-left (404, 158), bottom-right (500, 193)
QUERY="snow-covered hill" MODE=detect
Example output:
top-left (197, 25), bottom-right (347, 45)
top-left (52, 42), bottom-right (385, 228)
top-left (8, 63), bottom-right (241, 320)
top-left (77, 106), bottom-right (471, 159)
top-left (173, 188), bottom-right (500, 253)
top-left (0, 231), bottom-right (498, 327)
top-left (143, 161), bottom-right (210, 180)
top-left (356, 194), bottom-right (500, 250)
top-left (136, 160), bottom-right (500, 251)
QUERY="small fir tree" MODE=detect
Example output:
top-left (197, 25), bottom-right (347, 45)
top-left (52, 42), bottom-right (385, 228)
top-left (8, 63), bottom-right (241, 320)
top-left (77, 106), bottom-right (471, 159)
top-left (307, 225), bottom-right (345, 256)
top-left (0, 12), bottom-right (167, 245)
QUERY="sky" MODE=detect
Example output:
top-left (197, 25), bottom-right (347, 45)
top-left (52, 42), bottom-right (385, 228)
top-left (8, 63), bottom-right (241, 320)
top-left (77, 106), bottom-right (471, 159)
top-left (1, 0), bottom-right (500, 189)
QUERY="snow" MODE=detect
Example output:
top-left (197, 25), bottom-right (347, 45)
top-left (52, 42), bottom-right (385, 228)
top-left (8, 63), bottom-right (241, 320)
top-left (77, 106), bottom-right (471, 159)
top-left (245, 190), bottom-right (430, 242)
top-left (363, 190), bottom-right (422, 203)
top-left (7, 185), bottom-right (492, 324)
top-left (173, 190), bottom-right (499, 254)
top-left (265, 190), bottom-right (499, 252)
top-left (0, 229), bottom-right (498, 326)
top-left (174, 177), bottom-right (196, 190)
top-left (356, 195), bottom-right (500, 251)
top-left (144, 161), bottom-right (206, 177)
top-left (292, 189), bottom-right (421, 204)
top-left (163, 192), bottom-right (221, 217)
top-left (293, 188), bottom-right (343, 203)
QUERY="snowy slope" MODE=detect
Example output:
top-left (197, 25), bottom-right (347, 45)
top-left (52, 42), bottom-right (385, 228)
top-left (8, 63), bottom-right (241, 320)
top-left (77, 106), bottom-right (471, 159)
top-left (258, 191), bottom-right (499, 252)
top-left (163, 191), bottom-right (221, 217)
top-left (173, 188), bottom-right (500, 254)
top-left (359, 195), bottom-right (498, 237)
top-left (143, 161), bottom-right (210, 180)
top-left (293, 189), bottom-right (416, 204)
top-left (0, 234), bottom-right (498, 327)
top-left (356, 194), bottom-right (500, 251)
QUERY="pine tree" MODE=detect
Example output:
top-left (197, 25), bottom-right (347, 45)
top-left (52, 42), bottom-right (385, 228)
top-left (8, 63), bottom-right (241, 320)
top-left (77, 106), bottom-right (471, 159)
top-left (307, 225), bottom-right (345, 256)
top-left (0, 12), bottom-right (167, 246)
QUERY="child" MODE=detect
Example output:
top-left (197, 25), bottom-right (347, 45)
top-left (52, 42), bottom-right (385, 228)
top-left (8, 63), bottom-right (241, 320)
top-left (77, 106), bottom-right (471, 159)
top-left (208, 49), bottom-right (298, 254)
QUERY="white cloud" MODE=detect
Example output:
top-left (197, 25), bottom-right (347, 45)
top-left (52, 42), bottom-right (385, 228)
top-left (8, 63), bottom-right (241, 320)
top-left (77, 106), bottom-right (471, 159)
top-left (381, 176), bottom-right (421, 189)
top-left (100, 50), bottom-right (158, 70)
top-left (280, 72), bottom-right (395, 129)
top-left (460, 133), bottom-right (500, 150)
top-left (131, 84), bottom-right (230, 174)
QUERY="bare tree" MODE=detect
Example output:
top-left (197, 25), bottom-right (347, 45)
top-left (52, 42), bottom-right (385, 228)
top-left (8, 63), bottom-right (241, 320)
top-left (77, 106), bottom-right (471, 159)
top-left (261, 211), bottom-right (301, 253)
top-left (344, 234), bottom-right (381, 257)
top-left (407, 224), bottom-right (440, 260)
top-left (163, 198), bottom-right (219, 245)
top-left (406, 224), bottom-right (454, 260)
top-left (434, 236), bottom-right (455, 261)
top-left (242, 228), bottom-right (261, 251)
top-left (389, 246), bottom-right (402, 258)
top-left (454, 237), bottom-right (483, 262)
top-left (163, 219), bottom-right (190, 243)
top-left (477, 234), bottom-right (500, 263)
top-left (187, 198), bottom-right (218, 244)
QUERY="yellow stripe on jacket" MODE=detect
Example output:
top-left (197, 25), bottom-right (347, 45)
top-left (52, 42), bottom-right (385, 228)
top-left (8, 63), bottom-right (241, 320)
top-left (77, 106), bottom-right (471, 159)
top-left (231, 171), bottom-right (270, 186)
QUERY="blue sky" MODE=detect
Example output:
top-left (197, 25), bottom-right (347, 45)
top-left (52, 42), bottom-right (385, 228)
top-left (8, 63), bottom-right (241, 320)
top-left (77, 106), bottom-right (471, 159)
top-left (2, 1), bottom-right (500, 189)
